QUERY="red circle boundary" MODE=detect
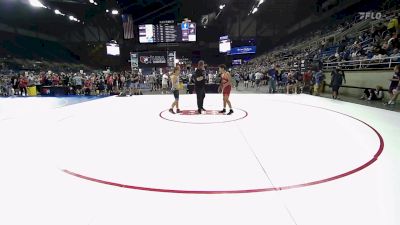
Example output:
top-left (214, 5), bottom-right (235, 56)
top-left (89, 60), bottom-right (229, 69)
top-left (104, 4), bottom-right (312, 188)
top-left (63, 103), bottom-right (384, 194)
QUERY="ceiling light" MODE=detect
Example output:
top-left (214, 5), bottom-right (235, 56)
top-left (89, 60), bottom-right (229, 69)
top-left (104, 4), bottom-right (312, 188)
top-left (252, 7), bottom-right (258, 14)
top-left (54, 9), bottom-right (61, 15)
top-left (112, 10), bottom-right (119, 15)
top-left (29, 0), bottom-right (47, 8)
top-left (258, 0), bottom-right (264, 5)
top-left (89, 0), bottom-right (94, 3)
top-left (219, 4), bottom-right (225, 10)
top-left (69, 16), bottom-right (74, 21)
top-left (93, 2), bottom-right (98, 5)
top-left (106, 9), bottom-right (109, 12)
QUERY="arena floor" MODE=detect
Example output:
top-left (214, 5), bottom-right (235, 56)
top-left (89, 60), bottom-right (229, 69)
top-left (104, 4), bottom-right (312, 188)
top-left (0, 94), bottom-right (399, 225)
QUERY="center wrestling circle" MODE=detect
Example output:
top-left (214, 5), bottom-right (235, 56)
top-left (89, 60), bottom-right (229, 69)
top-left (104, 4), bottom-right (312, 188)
top-left (159, 108), bottom-right (249, 124)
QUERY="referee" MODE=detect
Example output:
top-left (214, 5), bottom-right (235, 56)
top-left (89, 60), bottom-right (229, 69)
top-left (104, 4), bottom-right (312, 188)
top-left (192, 60), bottom-right (206, 114)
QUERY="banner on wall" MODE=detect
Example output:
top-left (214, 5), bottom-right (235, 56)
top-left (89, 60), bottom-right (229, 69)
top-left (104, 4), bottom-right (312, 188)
top-left (138, 52), bottom-right (167, 68)
top-left (131, 51), bottom-right (176, 68)
top-left (130, 53), bottom-right (139, 69)
top-left (227, 46), bottom-right (256, 55)
top-left (167, 51), bottom-right (176, 67)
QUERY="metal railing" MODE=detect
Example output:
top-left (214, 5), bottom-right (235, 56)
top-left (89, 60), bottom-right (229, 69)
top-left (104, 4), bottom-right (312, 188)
top-left (323, 56), bottom-right (400, 70)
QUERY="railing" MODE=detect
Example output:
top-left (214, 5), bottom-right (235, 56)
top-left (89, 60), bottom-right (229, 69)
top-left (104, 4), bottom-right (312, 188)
top-left (323, 56), bottom-right (400, 70)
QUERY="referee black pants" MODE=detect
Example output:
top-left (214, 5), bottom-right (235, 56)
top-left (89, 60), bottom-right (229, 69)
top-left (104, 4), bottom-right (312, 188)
top-left (195, 88), bottom-right (205, 110)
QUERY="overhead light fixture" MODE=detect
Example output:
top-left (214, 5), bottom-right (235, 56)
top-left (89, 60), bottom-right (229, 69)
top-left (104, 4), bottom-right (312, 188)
top-left (54, 9), bottom-right (66, 16)
top-left (258, 0), bottom-right (265, 5)
top-left (93, 2), bottom-right (98, 5)
top-left (69, 16), bottom-right (74, 21)
top-left (89, 0), bottom-right (94, 3)
top-left (106, 9), bottom-right (109, 12)
top-left (252, 7), bottom-right (258, 14)
top-left (29, 0), bottom-right (47, 8)
top-left (112, 10), bottom-right (119, 15)
top-left (219, 4), bottom-right (225, 10)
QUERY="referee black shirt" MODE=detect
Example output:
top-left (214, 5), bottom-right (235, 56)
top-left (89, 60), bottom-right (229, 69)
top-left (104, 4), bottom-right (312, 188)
top-left (192, 68), bottom-right (206, 90)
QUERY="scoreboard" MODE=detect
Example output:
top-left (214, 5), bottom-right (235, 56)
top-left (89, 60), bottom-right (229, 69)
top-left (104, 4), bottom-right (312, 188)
top-left (139, 22), bottom-right (196, 43)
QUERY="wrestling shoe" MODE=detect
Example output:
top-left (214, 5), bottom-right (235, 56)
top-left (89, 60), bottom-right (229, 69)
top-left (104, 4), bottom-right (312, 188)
top-left (169, 109), bottom-right (175, 114)
top-left (219, 109), bottom-right (226, 113)
top-left (227, 109), bottom-right (234, 115)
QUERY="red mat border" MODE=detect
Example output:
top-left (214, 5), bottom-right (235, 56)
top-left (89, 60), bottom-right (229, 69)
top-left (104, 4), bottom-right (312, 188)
top-left (63, 103), bottom-right (384, 194)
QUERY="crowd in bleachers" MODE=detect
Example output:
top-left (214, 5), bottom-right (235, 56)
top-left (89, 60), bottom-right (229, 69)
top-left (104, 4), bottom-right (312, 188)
top-left (325, 17), bottom-right (400, 65)
top-left (237, 8), bottom-right (399, 75)
top-left (0, 70), bottom-right (151, 97)
top-left (229, 6), bottom-right (400, 103)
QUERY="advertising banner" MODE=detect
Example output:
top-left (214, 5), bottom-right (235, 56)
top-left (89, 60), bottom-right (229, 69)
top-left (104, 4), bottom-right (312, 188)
top-left (227, 46), bottom-right (256, 55)
top-left (138, 52), bottom-right (168, 68)
top-left (130, 53), bottom-right (139, 69)
top-left (131, 52), bottom-right (175, 68)
top-left (167, 51), bottom-right (176, 67)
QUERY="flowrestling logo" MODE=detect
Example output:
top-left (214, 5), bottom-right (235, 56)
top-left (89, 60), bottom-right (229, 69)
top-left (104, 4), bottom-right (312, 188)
top-left (358, 12), bottom-right (382, 20)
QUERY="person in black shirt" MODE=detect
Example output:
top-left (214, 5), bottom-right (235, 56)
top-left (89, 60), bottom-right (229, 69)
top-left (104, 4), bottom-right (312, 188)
top-left (192, 60), bottom-right (206, 114)
top-left (387, 65), bottom-right (400, 105)
top-left (331, 67), bottom-right (346, 99)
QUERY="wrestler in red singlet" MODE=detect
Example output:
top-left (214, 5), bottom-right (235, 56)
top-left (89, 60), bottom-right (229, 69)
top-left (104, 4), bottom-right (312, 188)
top-left (218, 64), bottom-right (234, 115)
top-left (222, 74), bottom-right (232, 96)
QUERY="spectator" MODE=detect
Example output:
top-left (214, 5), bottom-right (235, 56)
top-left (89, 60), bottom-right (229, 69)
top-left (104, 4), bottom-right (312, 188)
top-left (19, 74), bottom-right (28, 96)
top-left (72, 73), bottom-right (83, 95)
top-left (387, 65), bottom-right (400, 105)
top-left (243, 73), bottom-right (250, 88)
top-left (233, 73), bottom-right (240, 89)
top-left (313, 69), bottom-right (325, 96)
top-left (387, 14), bottom-right (399, 35)
top-left (106, 74), bottom-right (114, 94)
top-left (286, 71), bottom-right (297, 94)
top-left (360, 86), bottom-right (384, 101)
top-left (303, 69), bottom-right (313, 94)
top-left (390, 48), bottom-right (400, 62)
top-left (11, 74), bottom-right (19, 96)
top-left (250, 73), bottom-right (255, 88)
top-left (28, 73), bottom-right (35, 87)
top-left (83, 77), bottom-right (92, 96)
top-left (267, 65), bottom-right (278, 93)
top-left (97, 76), bottom-right (106, 95)
top-left (162, 72), bottom-right (169, 94)
top-left (330, 67), bottom-right (346, 99)
top-left (255, 71), bottom-right (263, 90)
top-left (52, 74), bottom-right (60, 86)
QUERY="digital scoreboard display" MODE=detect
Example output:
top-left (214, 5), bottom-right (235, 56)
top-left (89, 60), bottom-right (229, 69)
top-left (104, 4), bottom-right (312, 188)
top-left (219, 35), bottom-right (231, 53)
top-left (106, 43), bottom-right (120, 56)
top-left (139, 22), bottom-right (196, 43)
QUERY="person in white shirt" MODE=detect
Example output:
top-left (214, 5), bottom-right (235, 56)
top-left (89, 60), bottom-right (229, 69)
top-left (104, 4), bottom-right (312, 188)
top-left (255, 71), bottom-right (263, 90)
top-left (162, 73), bottom-right (169, 94)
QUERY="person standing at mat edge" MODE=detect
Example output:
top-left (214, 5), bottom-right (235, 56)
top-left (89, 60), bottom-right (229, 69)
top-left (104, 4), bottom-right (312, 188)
top-left (219, 64), bottom-right (234, 115)
top-left (192, 60), bottom-right (206, 114)
top-left (331, 66), bottom-right (346, 99)
top-left (169, 66), bottom-right (181, 114)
